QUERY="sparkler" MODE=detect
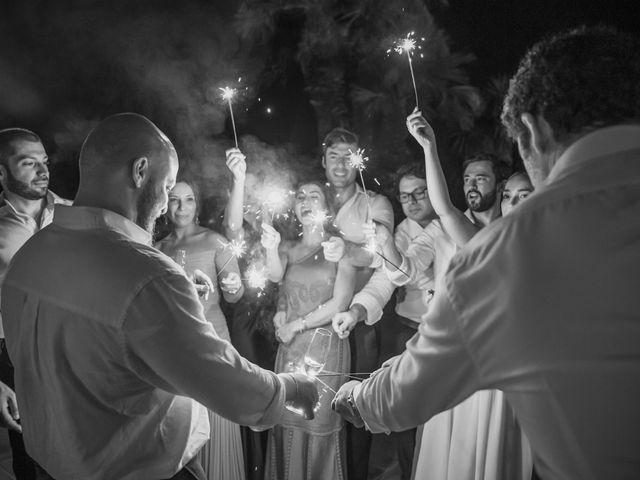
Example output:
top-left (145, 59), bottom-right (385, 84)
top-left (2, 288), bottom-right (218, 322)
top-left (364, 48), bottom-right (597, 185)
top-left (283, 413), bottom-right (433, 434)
top-left (364, 239), bottom-right (410, 278)
top-left (387, 32), bottom-right (423, 108)
top-left (245, 264), bottom-right (268, 291)
top-left (349, 148), bottom-right (371, 218)
top-left (309, 210), bottom-right (330, 237)
top-left (220, 86), bottom-right (239, 148)
top-left (217, 239), bottom-right (247, 277)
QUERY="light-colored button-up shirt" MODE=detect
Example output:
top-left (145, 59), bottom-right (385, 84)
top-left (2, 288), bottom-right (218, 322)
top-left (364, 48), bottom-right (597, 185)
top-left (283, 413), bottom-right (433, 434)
top-left (2, 205), bottom-right (285, 480)
top-left (384, 217), bottom-right (444, 323)
top-left (0, 190), bottom-right (70, 338)
top-left (352, 125), bottom-right (640, 480)
top-left (334, 184), bottom-right (395, 323)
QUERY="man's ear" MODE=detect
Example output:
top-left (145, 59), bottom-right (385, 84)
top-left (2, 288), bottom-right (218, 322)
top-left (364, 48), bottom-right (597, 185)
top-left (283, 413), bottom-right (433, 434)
top-left (0, 164), bottom-right (6, 185)
top-left (131, 157), bottom-right (148, 188)
top-left (521, 113), bottom-right (554, 156)
top-left (321, 156), bottom-right (326, 169)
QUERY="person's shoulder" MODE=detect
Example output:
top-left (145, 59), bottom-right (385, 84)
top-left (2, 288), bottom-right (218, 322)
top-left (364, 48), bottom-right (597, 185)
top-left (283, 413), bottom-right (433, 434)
top-left (368, 190), bottom-right (392, 208)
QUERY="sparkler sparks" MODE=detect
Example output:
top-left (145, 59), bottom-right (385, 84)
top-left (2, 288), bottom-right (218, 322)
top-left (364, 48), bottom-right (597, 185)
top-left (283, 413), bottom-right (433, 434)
top-left (217, 239), bottom-right (247, 277)
top-left (263, 187), bottom-right (289, 222)
top-left (245, 265), bottom-right (268, 291)
top-left (226, 239), bottom-right (247, 259)
top-left (220, 86), bottom-right (239, 148)
top-left (309, 210), bottom-right (330, 237)
top-left (219, 86), bottom-right (237, 101)
top-left (387, 32), bottom-right (424, 108)
top-left (349, 149), bottom-right (371, 217)
top-left (348, 148), bottom-right (368, 171)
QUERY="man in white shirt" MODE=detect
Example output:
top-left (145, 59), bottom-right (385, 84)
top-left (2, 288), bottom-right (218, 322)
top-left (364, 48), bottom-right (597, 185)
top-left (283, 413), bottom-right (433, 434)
top-left (0, 128), bottom-right (71, 480)
top-left (2, 113), bottom-right (317, 480)
top-left (319, 127), bottom-right (395, 480)
top-left (333, 25), bottom-right (640, 480)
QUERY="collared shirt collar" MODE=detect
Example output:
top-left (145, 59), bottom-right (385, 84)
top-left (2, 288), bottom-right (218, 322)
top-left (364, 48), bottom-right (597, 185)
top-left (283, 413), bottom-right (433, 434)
top-left (0, 190), bottom-right (61, 228)
top-left (53, 205), bottom-right (152, 246)
top-left (0, 189), bottom-right (57, 215)
top-left (548, 124), bottom-right (640, 183)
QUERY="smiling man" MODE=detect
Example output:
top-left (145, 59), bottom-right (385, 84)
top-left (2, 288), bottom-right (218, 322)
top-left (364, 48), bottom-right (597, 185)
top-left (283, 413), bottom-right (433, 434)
top-left (0, 128), bottom-right (70, 480)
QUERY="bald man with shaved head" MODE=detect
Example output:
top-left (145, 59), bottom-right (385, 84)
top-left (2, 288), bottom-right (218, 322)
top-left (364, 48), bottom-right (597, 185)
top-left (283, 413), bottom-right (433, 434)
top-left (1, 113), bottom-right (318, 480)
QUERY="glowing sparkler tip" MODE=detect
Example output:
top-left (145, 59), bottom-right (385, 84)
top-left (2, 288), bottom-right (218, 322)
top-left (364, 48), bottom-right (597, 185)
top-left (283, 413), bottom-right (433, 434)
top-left (263, 188), bottom-right (288, 211)
top-left (392, 32), bottom-right (419, 56)
top-left (226, 239), bottom-right (247, 259)
top-left (348, 148), bottom-right (369, 171)
top-left (219, 86), bottom-right (237, 101)
top-left (246, 265), bottom-right (268, 290)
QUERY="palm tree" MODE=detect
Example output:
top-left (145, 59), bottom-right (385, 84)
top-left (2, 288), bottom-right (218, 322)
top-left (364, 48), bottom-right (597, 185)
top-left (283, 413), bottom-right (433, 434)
top-left (235, 0), bottom-right (480, 173)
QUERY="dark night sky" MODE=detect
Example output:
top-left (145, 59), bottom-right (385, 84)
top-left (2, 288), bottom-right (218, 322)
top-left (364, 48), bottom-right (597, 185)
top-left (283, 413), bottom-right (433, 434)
top-left (436, 0), bottom-right (640, 83)
top-left (0, 0), bottom-right (638, 201)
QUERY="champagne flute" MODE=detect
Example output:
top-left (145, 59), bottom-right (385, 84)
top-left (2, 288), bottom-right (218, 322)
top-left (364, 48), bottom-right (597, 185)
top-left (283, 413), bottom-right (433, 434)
top-left (303, 328), bottom-right (332, 377)
top-left (285, 328), bottom-right (333, 416)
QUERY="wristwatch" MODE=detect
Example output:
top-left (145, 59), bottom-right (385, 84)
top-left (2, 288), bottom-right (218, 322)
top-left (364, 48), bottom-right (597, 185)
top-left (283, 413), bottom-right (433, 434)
top-left (346, 390), bottom-right (359, 416)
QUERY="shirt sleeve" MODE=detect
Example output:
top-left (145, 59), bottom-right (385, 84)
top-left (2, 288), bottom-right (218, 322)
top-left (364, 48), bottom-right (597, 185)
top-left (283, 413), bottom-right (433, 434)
top-left (122, 273), bottom-right (284, 428)
top-left (385, 223), bottom-right (438, 286)
top-left (351, 267), bottom-right (395, 325)
top-left (367, 193), bottom-right (395, 269)
top-left (353, 286), bottom-right (482, 432)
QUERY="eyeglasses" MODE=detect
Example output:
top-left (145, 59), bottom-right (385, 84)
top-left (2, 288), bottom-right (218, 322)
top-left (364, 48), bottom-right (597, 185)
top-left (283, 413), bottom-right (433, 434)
top-left (398, 187), bottom-right (428, 204)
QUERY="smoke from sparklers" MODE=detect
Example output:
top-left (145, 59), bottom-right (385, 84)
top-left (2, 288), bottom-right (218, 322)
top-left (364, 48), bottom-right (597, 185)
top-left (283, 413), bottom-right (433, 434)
top-left (387, 32), bottom-right (425, 108)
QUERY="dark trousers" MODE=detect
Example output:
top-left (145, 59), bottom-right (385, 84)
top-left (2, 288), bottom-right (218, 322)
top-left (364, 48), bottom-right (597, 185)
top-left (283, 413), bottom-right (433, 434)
top-left (367, 309), bottom-right (418, 480)
top-left (0, 340), bottom-right (37, 480)
top-left (35, 455), bottom-right (206, 480)
top-left (347, 321), bottom-right (381, 480)
top-left (240, 427), bottom-right (268, 480)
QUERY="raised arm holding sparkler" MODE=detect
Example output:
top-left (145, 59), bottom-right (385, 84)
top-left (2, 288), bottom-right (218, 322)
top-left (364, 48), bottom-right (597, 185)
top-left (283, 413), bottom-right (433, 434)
top-left (406, 109), bottom-right (479, 246)
top-left (223, 148), bottom-right (247, 241)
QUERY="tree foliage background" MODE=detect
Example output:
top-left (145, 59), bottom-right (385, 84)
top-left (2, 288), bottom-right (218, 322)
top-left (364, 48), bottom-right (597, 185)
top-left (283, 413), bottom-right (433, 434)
top-left (0, 0), bottom-right (516, 222)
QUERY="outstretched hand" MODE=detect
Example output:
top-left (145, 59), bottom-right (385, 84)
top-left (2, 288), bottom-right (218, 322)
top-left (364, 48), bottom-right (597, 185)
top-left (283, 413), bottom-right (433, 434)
top-left (331, 380), bottom-right (364, 428)
top-left (321, 236), bottom-right (345, 263)
top-left (332, 310), bottom-right (358, 340)
top-left (192, 269), bottom-right (215, 300)
top-left (220, 272), bottom-right (242, 295)
top-left (0, 381), bottom-right (21, 432)
top-left (278, 372), bottom-right (320, 420)
top-left (406, 108), bottom-right (437, 151)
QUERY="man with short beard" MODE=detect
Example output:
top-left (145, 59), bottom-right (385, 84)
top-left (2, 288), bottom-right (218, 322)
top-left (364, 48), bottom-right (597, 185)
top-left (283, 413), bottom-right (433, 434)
top-left (0, 128), bottom-right (70, 480)
top-left (461, 153), bottom-right (507, 228)
top-left (1, 113), bottom-right (317, 480)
